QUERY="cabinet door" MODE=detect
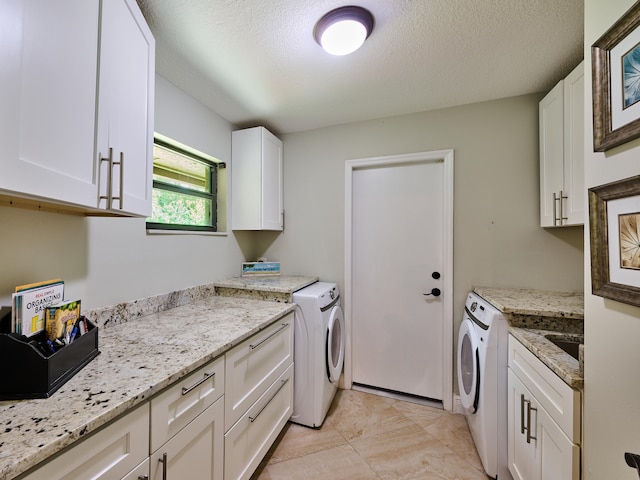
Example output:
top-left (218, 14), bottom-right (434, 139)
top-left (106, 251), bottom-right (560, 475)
top-left (23, 404), bottom-right (149, 480)
top-left (231, 127), bottom-right (283, 231)
top-left (122, 458), bottom-right (149, 480)
top-left (0, 0), bottom-right (100, 207)
top-left (508, 368), bottom-right (539, 480)
top-left (539, 81), bottom-right (564, 227)
top-left (150, 397), bottom-right (224, 480)
top-left (562, 62), bottom-right (584, 226)
top-left (261, 129), bottom-right (284, 230)
top-left (150, 356), bottom-right (225, 453)
top-left (538, 403), bottom-right (580, 480)
top-left (96, 0), bottom-right (155, 216)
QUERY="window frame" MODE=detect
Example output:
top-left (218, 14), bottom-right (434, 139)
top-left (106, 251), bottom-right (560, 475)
top-left (146, 137), bottom-right (219, 232)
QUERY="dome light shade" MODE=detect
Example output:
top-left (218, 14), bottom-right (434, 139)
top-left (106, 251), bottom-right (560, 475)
top-left (314, 6), bottom-right (374, 56)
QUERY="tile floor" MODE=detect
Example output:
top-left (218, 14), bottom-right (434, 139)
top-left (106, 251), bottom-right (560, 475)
top-left (251, 388), bottom-right (490, 480)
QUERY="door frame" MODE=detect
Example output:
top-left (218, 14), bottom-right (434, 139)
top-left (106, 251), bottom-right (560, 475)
top-left (344, 149), bottom-right (454, 411)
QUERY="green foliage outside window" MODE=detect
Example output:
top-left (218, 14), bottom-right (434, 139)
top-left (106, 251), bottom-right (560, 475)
top-left (147, 138), bottom-right (219, 231)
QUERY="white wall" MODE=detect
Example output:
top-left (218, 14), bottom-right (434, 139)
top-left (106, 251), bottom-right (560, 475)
top-left (0, 75), bottom-right (246, 310)
top-left (261, 94), bottom-right (584, 328)
top-left (584, 1), bottom-right (640, 478)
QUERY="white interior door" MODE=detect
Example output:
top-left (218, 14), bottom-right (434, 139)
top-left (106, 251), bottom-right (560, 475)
top-left (346, 151), bottom-right (453, 405)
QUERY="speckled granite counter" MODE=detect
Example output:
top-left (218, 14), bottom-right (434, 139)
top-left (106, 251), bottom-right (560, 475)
top-left (473, 286), bottom-right (584, 389)
top-left (509, 327), bottom-right (583, 389)
top-left (0, 296), bottom-right (295, 480)
top-left (214, 275), bottom-right (318, 302)
top-left (473, 286), bottom-right (583, 319)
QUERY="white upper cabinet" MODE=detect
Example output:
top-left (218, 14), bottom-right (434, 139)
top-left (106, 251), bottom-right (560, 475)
top-left (0, 0), bottom-right (101, 207)
top-left (0, 0), bottom-right (154, 216)
top-left (232, 127), bottom-right (284, 231)
top-left (96, 0), bottom-right (155, 216)
top-left (539, 61), bottom-right (584, 227)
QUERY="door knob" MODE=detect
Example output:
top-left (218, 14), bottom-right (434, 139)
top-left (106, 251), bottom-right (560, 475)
top-left (423, 288), bottom-right (441, 297)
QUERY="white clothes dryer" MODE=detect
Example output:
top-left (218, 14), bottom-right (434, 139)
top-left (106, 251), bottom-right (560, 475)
top-left (291, 282), bottom-right (345, 428)
top-left (457, 292), bottom-right (512, 480)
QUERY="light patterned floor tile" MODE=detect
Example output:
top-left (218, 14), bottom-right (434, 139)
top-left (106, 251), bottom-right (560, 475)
top-left (257, 444), bottom-right (380, 480)
top-left (251, 389), bottom-right (491, 480)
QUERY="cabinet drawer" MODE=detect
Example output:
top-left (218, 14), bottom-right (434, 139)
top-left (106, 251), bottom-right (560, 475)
top-left (122, 458), bottom-right (149, 480)
top-left (23, 403), bottom-right (149, 480)
top-left (151, 355), bottom-right (225, 452)
top-left (224, 364), bottom-right (293, 480)
top-left (508, 335), bottom-right (580, 442)
top-left (225, 313), bottom-right (293, 429)
top-left (150, 396), bottom-right (224, 480)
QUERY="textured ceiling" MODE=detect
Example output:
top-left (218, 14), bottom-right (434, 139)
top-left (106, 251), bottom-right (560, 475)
top-left (136, 0), bottom-right (584, 134)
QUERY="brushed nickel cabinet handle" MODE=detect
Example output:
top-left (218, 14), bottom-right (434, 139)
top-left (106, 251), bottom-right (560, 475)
top-left (249, 378), bottom-right (289, 423)
top-left (99, 147), bottom-right (114, 208)
top-left (181, 371), bottom-right (214, 396)
top-left (249, 323), bottom-right (289, 350)
top-left (552, 192), bottom-right (560, 226)
top-left (111, 151), bottom-right (123, 210)
top-left (526, 400), bottom-right (537, 444)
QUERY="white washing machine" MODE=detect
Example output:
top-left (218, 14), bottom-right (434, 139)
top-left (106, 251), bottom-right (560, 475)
top-left (457, 291), bottom-right (512, 480)
top-left (290, 282), bottom-right (345, 428)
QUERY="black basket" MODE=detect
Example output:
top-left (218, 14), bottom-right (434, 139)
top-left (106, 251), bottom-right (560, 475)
top-left (0, 320), bottom-right (99, 399)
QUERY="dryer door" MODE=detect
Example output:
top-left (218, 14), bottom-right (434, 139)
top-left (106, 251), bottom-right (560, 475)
top-left (326, 305), bottom-right (345, 383)
top-left (457, 318), bottom-right (480, 412)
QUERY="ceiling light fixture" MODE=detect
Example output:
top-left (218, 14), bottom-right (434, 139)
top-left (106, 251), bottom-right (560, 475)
top-left (313, 6), bottom-right (374, 56)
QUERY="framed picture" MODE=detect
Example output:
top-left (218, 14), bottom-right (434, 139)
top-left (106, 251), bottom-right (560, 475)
top-left (589, 175), bottom-right (640, 306)
top-left (592, 1), bottom-right (640, 152)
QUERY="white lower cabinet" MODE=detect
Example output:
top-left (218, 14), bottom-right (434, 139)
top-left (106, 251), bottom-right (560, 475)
top-left (224, 312), bottom-right (294, 480)
top-left (20, 316), bottom-right (294, 480)
top-left (122, 459), bottom-right (150, 480)
top-left (224, 365), bottom-right (294, 480)
top-left (149, 397), bottom-right (224, 480)
top-left (507, 336), bottom-right (580, 480)
top-left (22, 403), bottom-right (149, 480)
top-left (225, 313), bottom-right (294, 429)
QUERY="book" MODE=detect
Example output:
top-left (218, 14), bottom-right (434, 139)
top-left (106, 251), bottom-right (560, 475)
top-left (45, 300), bottom-right (81, 342)
top-left (13, 280), bottom-right (65, 337)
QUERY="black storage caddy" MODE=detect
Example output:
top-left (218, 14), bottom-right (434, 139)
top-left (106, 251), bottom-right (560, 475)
top-left (0, 320), bottom-right (99, 400)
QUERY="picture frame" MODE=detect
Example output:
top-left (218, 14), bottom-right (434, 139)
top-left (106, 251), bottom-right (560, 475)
top-left (592, 1), bottom-right (640, 152)
top-left (589, 174), bottom-right (640, 307)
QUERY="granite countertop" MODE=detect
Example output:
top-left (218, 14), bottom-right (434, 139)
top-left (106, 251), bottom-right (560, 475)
top-left (509, 327), bottom-right (583, 389)
top-left (213, 275), bottom-right (318, 302)
top-left (473, 286), bottom-right (584, 319)
top-left (473, 286), bottom-right (584, 390)
top-left (0, 296), bottom-right (295, 480)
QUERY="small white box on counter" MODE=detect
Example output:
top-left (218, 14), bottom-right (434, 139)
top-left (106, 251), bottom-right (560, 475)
top-left (241, 262), bottom-right (281, 276)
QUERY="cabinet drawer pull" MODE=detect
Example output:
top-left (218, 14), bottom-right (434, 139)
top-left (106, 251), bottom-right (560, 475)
top-left (249, 378), bottom-right (289, 423)
top-left (181, 371), bottom-right (214, 396)
top-left (159, 452), bottom-right (168, 480)
top-left (249, 323), bottom-right (290, 350)
top-left (526, 400), bottom-right (537, 444)
top-left (138, 476), bottom-right (149, 480)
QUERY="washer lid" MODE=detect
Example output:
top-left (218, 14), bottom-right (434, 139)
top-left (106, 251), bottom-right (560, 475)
top-left (326, 305), bottom-right (345, 383)
top-left (457, 318), bottom-right (480, 412)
